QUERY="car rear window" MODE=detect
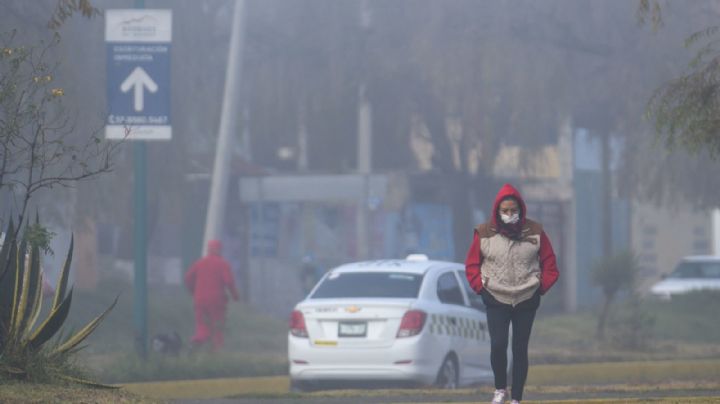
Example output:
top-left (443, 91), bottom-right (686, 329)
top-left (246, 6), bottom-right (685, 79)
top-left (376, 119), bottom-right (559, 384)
top-left (669, 262), bottom-right (720, 279)
top-left (310, 272), bottom-right (423, 299)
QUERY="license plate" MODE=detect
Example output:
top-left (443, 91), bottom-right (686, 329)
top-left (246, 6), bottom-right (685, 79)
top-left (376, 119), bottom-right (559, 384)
top-left (338, 322), bottom-right (367, 337)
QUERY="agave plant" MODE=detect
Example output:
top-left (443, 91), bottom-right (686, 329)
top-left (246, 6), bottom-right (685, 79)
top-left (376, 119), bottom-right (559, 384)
top-left (0, 218), bottom-right (116, 384)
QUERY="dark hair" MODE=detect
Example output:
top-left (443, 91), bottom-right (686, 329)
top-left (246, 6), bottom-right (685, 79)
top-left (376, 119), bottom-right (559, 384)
top-left (499, 195), bottom-right (519, 205)
top-left (496, 196), bottom-right (523, 220)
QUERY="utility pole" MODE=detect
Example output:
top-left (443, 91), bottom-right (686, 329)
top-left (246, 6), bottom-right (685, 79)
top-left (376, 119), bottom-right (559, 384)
top-left (356, 1), bottom-right (372, 259)
top-left (203, 0), bottom-right (246, 252)
top-left (356, 84), bottom-right (372, 259)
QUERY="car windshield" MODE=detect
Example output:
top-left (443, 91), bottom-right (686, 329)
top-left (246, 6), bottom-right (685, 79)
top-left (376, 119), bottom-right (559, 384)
top-left (669, 262), bottom-right (720, 279)
top-left (310, 272), bottom-right (423, 299)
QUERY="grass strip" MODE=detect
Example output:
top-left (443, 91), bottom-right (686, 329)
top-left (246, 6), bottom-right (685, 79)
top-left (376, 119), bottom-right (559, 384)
top-left (529, 359), bottom-right (720, 386)
top-left (396, 399), bottom-right (720, 404)
top-left (120, 359), bottom-right (720, 399)
top-left (121, 375), bottom-right (289, 399)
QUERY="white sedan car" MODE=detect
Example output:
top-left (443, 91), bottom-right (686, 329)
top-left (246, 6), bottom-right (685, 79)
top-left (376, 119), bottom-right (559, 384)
top-left (288, 255), bottom-right (495, 391)
top-left (650, 256), bottom-right (720, 299)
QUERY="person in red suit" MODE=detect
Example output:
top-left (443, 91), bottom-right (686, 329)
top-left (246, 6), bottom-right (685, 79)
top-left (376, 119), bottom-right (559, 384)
top-left (185, 239), bottom-right (239, 351)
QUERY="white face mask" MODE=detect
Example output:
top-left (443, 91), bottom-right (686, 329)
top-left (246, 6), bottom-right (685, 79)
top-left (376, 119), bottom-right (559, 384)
top-left (500, 213), bottom-right (520, 224)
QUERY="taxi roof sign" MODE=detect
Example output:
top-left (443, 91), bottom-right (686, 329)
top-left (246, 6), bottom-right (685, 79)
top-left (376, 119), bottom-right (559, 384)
top-left (405, 254), bottom-right (429, 262)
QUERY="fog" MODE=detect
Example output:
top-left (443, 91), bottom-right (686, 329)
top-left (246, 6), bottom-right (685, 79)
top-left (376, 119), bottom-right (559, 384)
top-left (2, 0), bottom-right (720, 392)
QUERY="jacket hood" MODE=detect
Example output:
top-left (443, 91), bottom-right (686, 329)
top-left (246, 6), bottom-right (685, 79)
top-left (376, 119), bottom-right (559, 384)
top-left (491, 183), bottom-right (527, 228)
top-left (207, 239), bottom-right (222, 256)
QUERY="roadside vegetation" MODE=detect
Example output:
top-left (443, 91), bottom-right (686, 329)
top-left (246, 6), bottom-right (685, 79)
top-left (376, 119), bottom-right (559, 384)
top-left (0, 220), bottom-right (154, 404)
top-left (532, 290), bottom-right (720, 364)
top-left (121, 371), bottom-right (720, 401)
top-left (63, 273), bottom-right (720, 384)
top-left (0, 219), bottom-right (116, 387)
top-left (64, 273), bottom-right (287, 383)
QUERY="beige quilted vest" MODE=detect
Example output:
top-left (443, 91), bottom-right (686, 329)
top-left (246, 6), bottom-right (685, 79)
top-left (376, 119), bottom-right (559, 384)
top-left (475, 219), bottom-right (542, 306)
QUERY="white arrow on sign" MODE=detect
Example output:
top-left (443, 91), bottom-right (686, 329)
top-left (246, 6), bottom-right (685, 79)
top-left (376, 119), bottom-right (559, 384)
top-left (120, 66), bottom-right (158, 112)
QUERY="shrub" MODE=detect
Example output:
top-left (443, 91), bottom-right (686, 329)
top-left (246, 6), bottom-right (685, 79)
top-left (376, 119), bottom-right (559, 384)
top-left (0, 218), bottom-right (116, 385)
top-left (607, 293), bottom-right (656, 350)
top-left (592, 251), bottom-right (641, 340)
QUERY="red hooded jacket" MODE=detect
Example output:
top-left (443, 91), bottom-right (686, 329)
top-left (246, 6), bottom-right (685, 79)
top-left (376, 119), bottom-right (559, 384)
top-left (185, 240), bottom-right (240, 306)
top-left (465, 183), bottom-right (559, 295)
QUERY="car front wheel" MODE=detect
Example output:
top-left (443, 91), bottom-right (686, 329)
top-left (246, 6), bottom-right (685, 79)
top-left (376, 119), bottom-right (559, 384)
top-left (435, 355), bottom-right (459, 389)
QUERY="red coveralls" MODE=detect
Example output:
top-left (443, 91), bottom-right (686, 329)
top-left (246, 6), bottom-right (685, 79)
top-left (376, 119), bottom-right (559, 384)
top-left (185, 240), bottom-right (239, 350)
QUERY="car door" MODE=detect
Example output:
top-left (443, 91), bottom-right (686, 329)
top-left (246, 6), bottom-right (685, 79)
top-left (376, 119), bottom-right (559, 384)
top-left (702, 262), bottom-right (720, 291)
top-left (435, 270), bottom-right (472, 382)
top-left (456, 270), bottom-right (492, 381)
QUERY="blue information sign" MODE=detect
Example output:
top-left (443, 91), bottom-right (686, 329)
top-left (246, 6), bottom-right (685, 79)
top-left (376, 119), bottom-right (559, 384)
top-left (106, 10), bottom-right (172, 140)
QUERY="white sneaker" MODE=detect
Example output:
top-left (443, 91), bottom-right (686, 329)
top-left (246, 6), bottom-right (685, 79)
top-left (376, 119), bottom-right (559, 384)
top-left (491, 389), bottom-right (508, 404)
top-left (511, 400), bottom-right (521, 404)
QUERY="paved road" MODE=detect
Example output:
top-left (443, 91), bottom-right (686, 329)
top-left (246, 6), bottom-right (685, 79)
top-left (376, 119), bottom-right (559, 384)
top-left (174, 388), bottom-right (720, 403)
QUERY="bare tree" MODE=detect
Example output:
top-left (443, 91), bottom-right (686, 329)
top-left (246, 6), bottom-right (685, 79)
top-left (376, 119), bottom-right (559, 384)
top-left (0, 30), bottom-right (120, 233)
top-left (47, 0), bottom-right (100, 30)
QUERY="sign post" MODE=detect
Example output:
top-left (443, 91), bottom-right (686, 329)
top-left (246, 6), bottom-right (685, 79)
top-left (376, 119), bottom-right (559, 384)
top-left (106, 4), bottom-right (172, 358)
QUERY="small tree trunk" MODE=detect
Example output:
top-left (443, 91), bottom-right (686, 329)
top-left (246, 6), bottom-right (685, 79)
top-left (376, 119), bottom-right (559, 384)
top-left (596, 296), bottom-right (612, 340)
top-left (601, 131), bottom-right (612, 258)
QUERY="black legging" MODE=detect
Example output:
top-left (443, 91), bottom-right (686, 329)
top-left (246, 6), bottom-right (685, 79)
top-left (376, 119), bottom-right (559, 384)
top-left (481, 289), bottom-right (540, 401)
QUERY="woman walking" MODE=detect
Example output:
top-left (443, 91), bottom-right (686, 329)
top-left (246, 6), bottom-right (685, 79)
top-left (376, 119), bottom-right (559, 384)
top-left (465, 183), bottom-right (559, 404)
